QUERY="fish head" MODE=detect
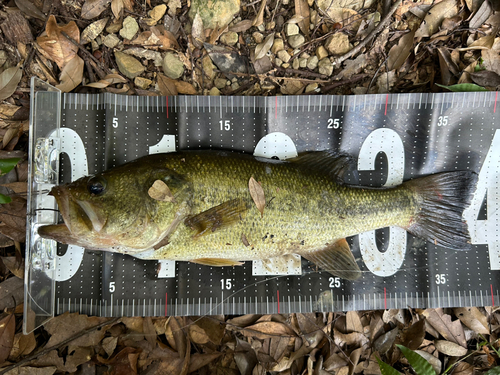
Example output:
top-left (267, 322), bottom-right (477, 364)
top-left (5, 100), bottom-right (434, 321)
top-left (38, 163), bottom-right (192, 252)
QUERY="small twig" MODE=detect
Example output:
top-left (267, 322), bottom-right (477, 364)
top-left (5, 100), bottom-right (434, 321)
top-left (320, 73), bottom-right (370, 93)
top-left (333, 0), bottom-right (402, 66)
top-left (0, 317), bottom-right (120, 375)
top-left (274, 66), bottom-right (330, 80)
top-left (61, 31), bottom-right (112, 75)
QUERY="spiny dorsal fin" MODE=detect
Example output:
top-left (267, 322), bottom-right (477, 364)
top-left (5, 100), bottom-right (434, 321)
top-left (184, 198), bottom-right (248, 237)
top-left (289, 151), bottom-right (358, 184)
top-left (190, 258), bottom-right (243, 266)
top-left (301, 238), bottom-right (361, 280)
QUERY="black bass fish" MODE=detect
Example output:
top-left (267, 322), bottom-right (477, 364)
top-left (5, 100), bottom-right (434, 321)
top-left (38, 151), bottom-right (477, 280)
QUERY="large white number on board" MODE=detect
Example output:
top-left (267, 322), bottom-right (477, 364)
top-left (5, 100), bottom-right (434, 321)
top-left (358, 128), bottom-right (406, 276)
top-left (47, 128), bottom-right (88, 281)
top-left (463, 130), bottom-right (500, 270)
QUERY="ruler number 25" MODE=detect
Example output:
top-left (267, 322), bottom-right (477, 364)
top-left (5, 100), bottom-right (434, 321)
top-left (327, 118), bottom-right (340, 129)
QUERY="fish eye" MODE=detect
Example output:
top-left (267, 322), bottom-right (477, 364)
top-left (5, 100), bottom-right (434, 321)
top-left (87, 176), bottom-right (107, 196)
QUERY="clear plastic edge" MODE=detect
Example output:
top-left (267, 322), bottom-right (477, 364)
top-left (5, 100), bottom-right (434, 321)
top-left (23, 77), bottom-right (61, 334)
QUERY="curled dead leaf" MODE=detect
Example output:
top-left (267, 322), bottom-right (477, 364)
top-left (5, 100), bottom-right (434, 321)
top-left (0, 66), bottom-right (22, 102)
top-left (56, 55), bottom-right (84, 92)
top-left (148, 180), bottom-right (174, 202)
top-left (0, 313), bottom-right (16, 363)
top-left (249, 177), bottom-right (265, 217)
top-left (157, 74), bottom-right (178, 96)
top-left (86, 74), bottom-right (127, 88)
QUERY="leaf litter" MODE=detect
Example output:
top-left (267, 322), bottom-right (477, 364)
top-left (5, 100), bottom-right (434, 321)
top-left (1, 0), bottom-right (500, 373)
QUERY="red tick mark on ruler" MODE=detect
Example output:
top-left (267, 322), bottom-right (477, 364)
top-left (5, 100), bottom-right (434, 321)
top-left (277, 290), bottom-right (280, 313)
top-left (384, 94), bottom-right (389, 115)
top-left (166, 97), bottom-right (169, 119)
top-left (491, 284), bottom-right (495, 306)
top-left (494, 92), bottom-right (498, 114)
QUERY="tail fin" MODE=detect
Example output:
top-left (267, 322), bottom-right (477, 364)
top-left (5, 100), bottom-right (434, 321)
top-left (405, 171), bottom-right (478, 251)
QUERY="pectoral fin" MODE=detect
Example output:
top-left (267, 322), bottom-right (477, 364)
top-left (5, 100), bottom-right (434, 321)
top-left (185, 198), bottom-right (248, 237)
top-left (301, 239), bottom-right (361, 280)
top-left (190, 258), bottom-right (244, 266)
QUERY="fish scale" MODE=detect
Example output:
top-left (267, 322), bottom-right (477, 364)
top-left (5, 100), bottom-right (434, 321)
top-left (25, 79), bottom-right (500, 333)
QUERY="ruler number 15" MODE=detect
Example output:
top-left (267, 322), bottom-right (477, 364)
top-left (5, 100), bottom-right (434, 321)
top-left (219, 120), bottom-right (231, 131)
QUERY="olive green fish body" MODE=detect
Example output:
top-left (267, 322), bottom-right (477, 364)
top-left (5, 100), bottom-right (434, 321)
top-left (38, 150), bottom-right (477, 279)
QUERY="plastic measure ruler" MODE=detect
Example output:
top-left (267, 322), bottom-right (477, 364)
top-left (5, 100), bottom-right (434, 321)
top-left (24, 77), bottom-right (500, 332)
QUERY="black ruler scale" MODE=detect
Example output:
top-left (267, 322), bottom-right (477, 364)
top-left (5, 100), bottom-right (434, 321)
top-left (25, 80), bottom-right (500, 332)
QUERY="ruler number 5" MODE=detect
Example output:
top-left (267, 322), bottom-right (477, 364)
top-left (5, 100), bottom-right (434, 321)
top-left (327, 118), bottom-right (340, 129)
top-left (435, 274), bottom-right (446, 284)
top-left (109, 281), bottom-right (116, 292)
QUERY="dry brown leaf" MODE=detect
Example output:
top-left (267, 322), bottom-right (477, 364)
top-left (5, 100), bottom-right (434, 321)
top-left (143, 317), bottom-right (157, 349)
top-left (0, 313), bottom-right (15, 364)
top-left (86, 73), bottom-right (127, 88)
top-left (0, 196), bottom-right (26, 232)
top-left (81, 17), bottom-right (108, 44)
top-left (0, 66), bottom-right (22, 102)
top-left (188, 353), bottom-right (222, 373)
top-left (470, 70), bottom-right (500, 87)
top-left (373, 327), bottom-right (398, 354)
top-left (399, 318), bottom-right (425, 350)
top-left (255, 33), bottom-right (274, 60)
top-left (102, 336), bottom-right (118, 357)
top-left (145, 4), bottom-right (167, 26)
top-left (189, 324), bottom-right (210, 344)
top-left (229, 19), bottom-right (253, 33)
top-left (346, 311), bottom-right (363, 333)
top-left (452, 362), bottom-right (474, 375)
top-left (1, 257), bottom-right (23, 279)
top-left (151, 26), bottom-right (180, 50)
top-left (253, 0), bottom-right (267, 27)
top-left (56, 55), bottom-right (84, 92)
top-left (148, 179), bottom-right (174, 202)
top-left (37, 15), bottom-right (80, 70)
top-left (249, 177), bottom-right (265, 217)
top-left (434, 340), bottom-right (468, 356)
top-left (242, 322), bottom-right (296, 339)
top-left (111, 0), bottom-right (123, 19)
top-left (9, 331), bottom-right (36, 360)
top-left (294, 0), bottom-right (310, 37)
top-left (81, 0), bottom-right (112, 19)
top-left (387, 29), bottom-right (415, 71)
top-left (174, 80), bottom-right (198, 95)
top-left (14, 0), bottom-right (46, 21)
top-left (458, 33), bottom-right (496, 51)
top-left (333, 327), bottom-right (369, 347)
top-left (454, 307), bottom-right (489, 335)
top-left (158, 74), bottom-right (178, 95)
top-left (43, 312), bottom-right (108, 353)
top-left (482, 49), bottom-right (500, 76)
top-left (414, 0), bottom-right (459, 38)
top-left (166, 317), bottom-right (187, 358)
top-left (191, 12), bottom-right (205, 48)
top-left (422, 308), bottom-right (466, 348)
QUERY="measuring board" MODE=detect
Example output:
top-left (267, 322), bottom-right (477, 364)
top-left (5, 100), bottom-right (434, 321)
top-left (24, 77), bottom-right (500, 332)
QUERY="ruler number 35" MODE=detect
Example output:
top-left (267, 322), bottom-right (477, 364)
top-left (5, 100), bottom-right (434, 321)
top-left (435, 274), bottom-right (446, 284)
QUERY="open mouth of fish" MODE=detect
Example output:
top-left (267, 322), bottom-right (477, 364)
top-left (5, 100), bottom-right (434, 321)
top-left (38, 186), bottom-right (107, 243)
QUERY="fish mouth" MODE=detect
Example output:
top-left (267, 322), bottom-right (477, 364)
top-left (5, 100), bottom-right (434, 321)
top-left (49, 186), bottom-right (107, 234)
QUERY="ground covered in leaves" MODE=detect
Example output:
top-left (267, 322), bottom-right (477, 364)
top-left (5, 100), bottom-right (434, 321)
top-left (1, 0), bottom-right (500, 373)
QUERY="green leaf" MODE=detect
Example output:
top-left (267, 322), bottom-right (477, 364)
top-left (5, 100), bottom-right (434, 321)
top-left (0, 157), bottom-right (21, 176)
top-left (376, 356), bottom-right (401, 375)
top-left (397, 345), bottom-right (437, 375)
top-left (0, 193), bottom-right (12, 204)
top-left (436, 83), bottom-right (488, 92)
top-left (485, 366), bottom-right (500, 375)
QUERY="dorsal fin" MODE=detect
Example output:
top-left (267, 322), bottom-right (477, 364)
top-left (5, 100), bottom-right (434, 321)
top-left (288, 151), bottom-right (358, 184)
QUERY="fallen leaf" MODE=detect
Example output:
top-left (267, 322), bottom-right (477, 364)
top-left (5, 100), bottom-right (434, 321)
top-left (9, 331), bottom-right (36, 360)
top-left (470, 70), bottom-right (500, 87)
top-left (102, 336), bottom-right (118, 357)
top-left (14, 0), bottom-right (46, 21)
top-left (86, 73), bottom-right (127, 88)
top-left (188, 353), bottom-right (222, 373)
top-left (454, 307), bottom-right (489, 335)
top-left (255, 33), bottom-right (274, 61)
top-left (37, 15), bottom-right (80, 70)
top-left (422, 308), bottom-right (466, 348)
top-left (0, 313), bottom-right (16, 363)
top-left (174, 80), bottom-right (198, 95)
top-left (469, 0), bottom-right (492, 29)
top-left (414, 0), bottom-right (459, 38)
top-left (0, 277), bottom-right (23, 311)
top-left (346, 311), bottom-right (363, 333)
top-left (241, 322), bottom-right (296, 339)
top-left (56, 55), bottom-right (84, 92)
top-left (435, 340), bottom-right (468, 356)
top-left (143, 317), bottom-right (157, 349)
top-left (148, 180), bottom-right (174, 202)
top-left (229, 19), bottom-right (253, 33)
top-left (157, 74), bottom-right (178, 96)
top-left (295, 0), bottom-right (310, 37)
top-left (81, 17), bottom-right (108, 44)
top-left (387, 30), bottom-right (415, 71)
top-left (81, 0), bottom-right (112, 19)
top-left (451, 362), bottom-right (474, 375)
top-left (0, 66), bottom-right (22, 102)
top-left (191, 12), bottom-right (205, 48)
top-left (189, 324), bottom-right (210, 344)
top-left (111, 0), bottom-right (123, 19)
top-left (1, 257), bottom-right (23, 279)
top-left (249, 177), bottom-right (265, 217)
top-left (399, 318), bottom-right (426, 350)
top-left (333, 328), bottom-right (369, 347)
top-left (151, 26), bottom-right (180, 50)
top-left (252, 0), bottom-right (267, 26)
top-left (373, 327), bottom-right (398, 354)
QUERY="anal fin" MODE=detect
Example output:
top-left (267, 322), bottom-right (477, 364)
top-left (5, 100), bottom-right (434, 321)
top-left (301, 239), bottom-right (361, 280)
top-left (190, 258), bottom-right (244, 266)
